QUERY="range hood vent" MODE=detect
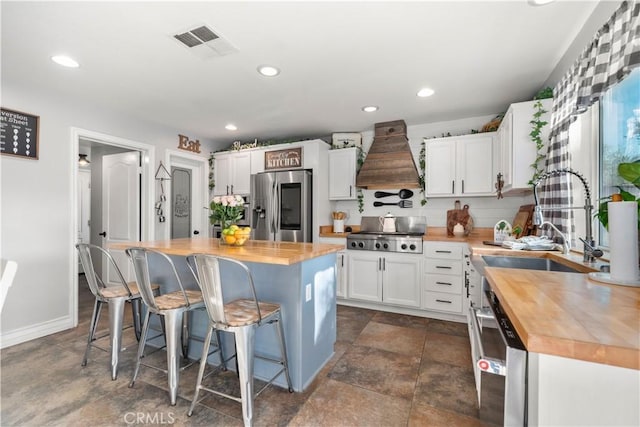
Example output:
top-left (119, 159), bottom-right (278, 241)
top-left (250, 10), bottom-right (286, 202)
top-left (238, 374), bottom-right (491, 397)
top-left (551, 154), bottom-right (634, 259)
top-left (172, 24), bottom-right (238, 59)
top-left (356, 120), bottom-right (420, 190)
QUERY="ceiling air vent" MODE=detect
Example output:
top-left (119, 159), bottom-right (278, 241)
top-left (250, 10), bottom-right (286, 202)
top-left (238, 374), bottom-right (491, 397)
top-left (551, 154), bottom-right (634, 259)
top-left (172, 24), bottom-right (237, 59)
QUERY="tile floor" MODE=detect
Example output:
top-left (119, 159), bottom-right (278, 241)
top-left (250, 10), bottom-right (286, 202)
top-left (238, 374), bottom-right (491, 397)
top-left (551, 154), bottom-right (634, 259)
top-left (1, 278), bottom-right (486, 426)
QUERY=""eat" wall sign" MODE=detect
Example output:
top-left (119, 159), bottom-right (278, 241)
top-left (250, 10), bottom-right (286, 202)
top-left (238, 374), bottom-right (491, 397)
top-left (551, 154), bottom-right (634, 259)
top-left (177, 134), bottom-right (201, 154)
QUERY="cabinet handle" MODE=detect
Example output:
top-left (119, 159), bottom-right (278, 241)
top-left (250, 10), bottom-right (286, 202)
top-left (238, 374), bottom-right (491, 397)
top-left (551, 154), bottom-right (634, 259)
top-left (378, 258), bottom-right (381, 270)
top-left (341, 255), bottom-right (344, 267)
top-left (436, 299), bottom-right (452, 304)
top-left (462, 179), bottom-right (465, 194)
top-left (226, 185), bottom-right (230, 195)
top-left (231, 184), bottom-right (234, 194)
top-left (452, 180), bottom-right (455, 194)
top-left (349, 185), bottom-right (352, 197)
top-left (435, 265), bottom-right (452, 269)
top-left (435, 281), bottom-right (452, 286)
top-left (464, 271), bottom-right (470, 298)
top-left (383, 258), bottom-right (385, 271)
top-left (435, 250), bottom-right (452, 254)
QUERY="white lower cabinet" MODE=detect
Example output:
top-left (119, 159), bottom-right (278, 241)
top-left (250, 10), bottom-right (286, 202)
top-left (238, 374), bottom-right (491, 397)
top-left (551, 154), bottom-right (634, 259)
top-left (347, 252), bottom-right (421, 308)
top-left (422, 242), bottom-right (465, 315)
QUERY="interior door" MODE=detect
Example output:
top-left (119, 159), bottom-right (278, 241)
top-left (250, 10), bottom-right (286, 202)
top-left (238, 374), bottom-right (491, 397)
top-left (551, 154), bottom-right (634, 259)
top-left (102, 151), bottom-right (140, 284)
top-left (77, 169), bottom-right (91, 273)
top-left (171, 166), bottom-right (191, 239)
top-left (169, 154), bottom-right (206, 238)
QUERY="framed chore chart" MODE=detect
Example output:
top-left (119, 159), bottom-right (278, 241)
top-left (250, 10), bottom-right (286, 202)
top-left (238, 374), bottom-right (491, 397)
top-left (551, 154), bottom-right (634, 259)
top-left (1, 108), bottom-right (40, 160)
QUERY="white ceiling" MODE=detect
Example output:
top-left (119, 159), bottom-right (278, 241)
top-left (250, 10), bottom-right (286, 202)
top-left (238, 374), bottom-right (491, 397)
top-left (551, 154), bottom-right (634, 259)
top-left (2, 1), bottom-right (600, 148)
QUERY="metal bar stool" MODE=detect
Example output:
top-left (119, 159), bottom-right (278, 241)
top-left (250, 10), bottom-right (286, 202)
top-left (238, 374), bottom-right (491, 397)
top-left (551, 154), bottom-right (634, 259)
top-left (76, 243), bottom-right (154, 380)
top-left (126, 247), bottom-right (222, 405)
top-left (186, 254), bottom-right (293, 426)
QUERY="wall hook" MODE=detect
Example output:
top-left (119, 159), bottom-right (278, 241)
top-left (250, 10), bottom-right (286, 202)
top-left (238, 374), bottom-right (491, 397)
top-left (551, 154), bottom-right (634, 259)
top-left (155, 161), bottom-right (171, 181)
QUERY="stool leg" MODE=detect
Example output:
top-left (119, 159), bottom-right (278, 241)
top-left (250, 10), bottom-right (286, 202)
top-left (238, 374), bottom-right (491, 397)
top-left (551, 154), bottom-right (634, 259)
top-left (131, 298), bottom-right (142, 341)
top-left (82, 298), bottom-right (102, 367)
top-left (164, 310), bottom-right (183, 405)
top-left (108, 297), bottom-right (126, 380)
top-left (130, 309), bottom-right (151, 388)
top-left (235, 325), bottom-right (256, 427)
top-left (187, 322), bottom-right (215, 417)
top-left (215, 330), bottom-right (226, 370)
top-left (181, 311), bottom-right (190, 359)
top-left (274, 315), bottom-right (293, 392)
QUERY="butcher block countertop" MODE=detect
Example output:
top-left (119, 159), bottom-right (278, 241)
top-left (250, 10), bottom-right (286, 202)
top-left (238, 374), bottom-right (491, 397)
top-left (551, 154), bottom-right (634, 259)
top-left (110, 238), bottom-right (343, 266)
top-left (471, 243), bottom-right (638, 371)
top-left (483, 267), bottom-right (640, 370)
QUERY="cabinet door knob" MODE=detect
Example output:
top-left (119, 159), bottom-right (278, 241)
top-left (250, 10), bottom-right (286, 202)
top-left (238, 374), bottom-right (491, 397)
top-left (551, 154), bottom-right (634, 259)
top-left (193, 230), bottom-right (200, 235)
top-left (99, 231), bottom-right (107, 237)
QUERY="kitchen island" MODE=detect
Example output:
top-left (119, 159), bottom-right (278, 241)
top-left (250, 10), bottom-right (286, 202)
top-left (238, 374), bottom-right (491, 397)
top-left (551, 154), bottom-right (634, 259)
top-left (110, 238), bottom-right (343, 392)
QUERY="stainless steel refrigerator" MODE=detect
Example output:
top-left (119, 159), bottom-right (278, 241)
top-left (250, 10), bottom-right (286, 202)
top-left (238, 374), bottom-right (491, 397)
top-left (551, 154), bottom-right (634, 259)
top-left (250, 170), bottom-right (312, 242)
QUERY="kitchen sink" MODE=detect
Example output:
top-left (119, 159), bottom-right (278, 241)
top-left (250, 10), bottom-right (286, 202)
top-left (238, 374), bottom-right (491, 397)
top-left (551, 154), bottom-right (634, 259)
top-left (481, 255), bottom-right (582, 273)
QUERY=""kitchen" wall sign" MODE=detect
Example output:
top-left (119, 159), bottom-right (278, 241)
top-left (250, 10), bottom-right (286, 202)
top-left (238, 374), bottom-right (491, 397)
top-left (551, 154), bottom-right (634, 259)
top-left (264, 147), bottom-right (303, 170)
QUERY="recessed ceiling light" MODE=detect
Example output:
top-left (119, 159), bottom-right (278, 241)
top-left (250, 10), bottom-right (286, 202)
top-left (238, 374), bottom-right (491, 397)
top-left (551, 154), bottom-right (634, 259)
top-left (225, 124), bottom-right (237, 131)
top-left (51, 55), bottom-right (79, 68)
top-left (362, 106), bottom-right (379, 113)
top-left (527, 0), bottom-right (555, 5)
top-left (257, 65), bottom-right (280, 77)
top-left (417, 88), bottom-right (435, 97)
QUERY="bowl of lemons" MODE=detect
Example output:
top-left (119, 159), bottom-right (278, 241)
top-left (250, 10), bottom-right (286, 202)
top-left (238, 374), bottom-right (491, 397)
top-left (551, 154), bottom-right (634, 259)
top-left (221, 225), bottom-right (251, 246)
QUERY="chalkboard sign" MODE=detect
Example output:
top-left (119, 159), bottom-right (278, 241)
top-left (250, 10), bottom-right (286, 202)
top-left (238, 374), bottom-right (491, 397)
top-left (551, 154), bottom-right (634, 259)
top-left (1, 108), bottom-right (39, 160)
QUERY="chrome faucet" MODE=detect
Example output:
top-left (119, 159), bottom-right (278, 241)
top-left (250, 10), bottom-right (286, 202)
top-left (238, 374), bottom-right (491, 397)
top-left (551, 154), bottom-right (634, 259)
top-left (538, 221), bottom-right (570, 254)
top-left (532, 168), bottom-right (603, 263)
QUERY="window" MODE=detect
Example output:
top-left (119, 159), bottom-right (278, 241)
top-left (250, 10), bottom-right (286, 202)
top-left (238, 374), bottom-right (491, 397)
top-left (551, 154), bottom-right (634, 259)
top-left (598, 67), bottom-right (640, 247)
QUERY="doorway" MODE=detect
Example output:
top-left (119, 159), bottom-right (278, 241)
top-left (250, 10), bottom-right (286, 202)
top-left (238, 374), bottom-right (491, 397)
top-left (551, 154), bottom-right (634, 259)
top-left (166, 150), bottom-right (209, 239)
top-left (71, 128), bottom-right (155, 327)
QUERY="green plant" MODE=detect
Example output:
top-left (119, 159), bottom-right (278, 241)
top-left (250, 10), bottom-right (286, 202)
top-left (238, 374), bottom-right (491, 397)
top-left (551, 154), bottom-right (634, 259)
top-left (419, 139), bottom-right (427, 206)
top-left (208, 153), bottom-right (215, 190)
top-left (357, 189), bottom-right (364, 214)
top-left (528, 99), bottom-right (549, 186)
top-left (534, 87), bottom-right (553, 100)
top-left (595, 160), bottom-right (640, 230)
top-left (356, 148), bottom-right (366, 213)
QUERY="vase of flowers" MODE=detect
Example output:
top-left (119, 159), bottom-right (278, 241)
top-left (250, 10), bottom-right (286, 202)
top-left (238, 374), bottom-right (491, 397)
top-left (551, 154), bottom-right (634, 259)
top-left (209, 194), bottom-right (251, 245)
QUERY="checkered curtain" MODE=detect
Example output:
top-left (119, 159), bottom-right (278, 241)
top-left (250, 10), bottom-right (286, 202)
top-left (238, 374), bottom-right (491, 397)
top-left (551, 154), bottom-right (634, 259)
top-left (540, 0), bottom-right (640, 244)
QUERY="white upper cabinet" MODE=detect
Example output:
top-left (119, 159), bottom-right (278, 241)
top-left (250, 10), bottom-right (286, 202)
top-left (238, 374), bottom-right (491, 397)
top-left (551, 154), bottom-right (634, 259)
top-left (328, 147), bottom-right (358, 200)
top-left (213, 151), bottom-right (251, 196)
top-left (426, 133), bottom-right (495, 197)
top-left (496, 99), bottom-right (552, 195)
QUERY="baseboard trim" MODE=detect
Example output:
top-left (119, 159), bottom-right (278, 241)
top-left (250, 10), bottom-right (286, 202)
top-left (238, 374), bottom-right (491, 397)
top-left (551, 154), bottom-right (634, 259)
top-left (0, 315), bottom-right (74, 349)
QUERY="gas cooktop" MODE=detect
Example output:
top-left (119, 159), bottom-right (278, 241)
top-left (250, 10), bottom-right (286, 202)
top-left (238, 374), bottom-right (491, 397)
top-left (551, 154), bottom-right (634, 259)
top-left (346, 216), bottom-right (426, 254)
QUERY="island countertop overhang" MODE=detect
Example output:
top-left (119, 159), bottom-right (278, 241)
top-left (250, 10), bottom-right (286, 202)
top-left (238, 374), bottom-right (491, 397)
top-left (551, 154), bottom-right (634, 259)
top-left (109, 238), bottom-right (343, 266)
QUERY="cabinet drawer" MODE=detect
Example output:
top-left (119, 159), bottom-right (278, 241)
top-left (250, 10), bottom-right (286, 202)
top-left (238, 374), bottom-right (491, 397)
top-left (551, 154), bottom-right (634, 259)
top-left (423, 245), bottom-right (463, 259)
top-left (424, 259), bottom-right (462, 275)
top-left (424, 274), bottom-right (462, 294)
top-left (423, 291), bottom-right (463, 314)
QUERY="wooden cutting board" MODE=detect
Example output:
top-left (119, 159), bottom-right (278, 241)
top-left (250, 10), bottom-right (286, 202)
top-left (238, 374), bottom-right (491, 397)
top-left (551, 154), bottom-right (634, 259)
top-left (513, 204), bottom-right (535, 238)
top-left (447, 201), bottom-right (473, 236)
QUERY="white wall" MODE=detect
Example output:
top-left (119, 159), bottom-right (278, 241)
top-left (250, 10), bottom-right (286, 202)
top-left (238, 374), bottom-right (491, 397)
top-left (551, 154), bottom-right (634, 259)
top-left (334, 115), bottom-right (532, 229)
top-left (0, 84), bottom-right (212, 347)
